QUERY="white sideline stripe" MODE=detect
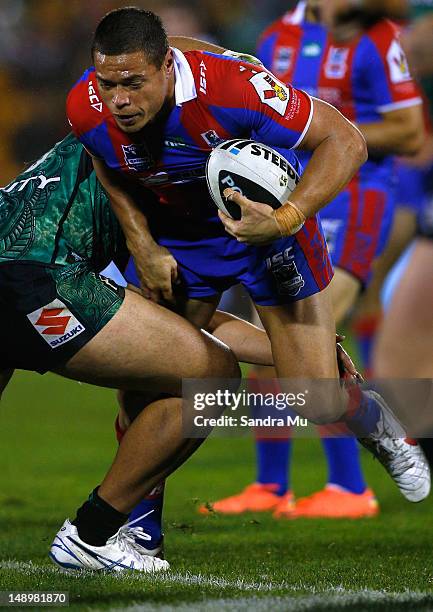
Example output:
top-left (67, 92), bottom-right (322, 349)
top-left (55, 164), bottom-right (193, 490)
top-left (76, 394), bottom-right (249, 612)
top-left (1, 561), bottom-right (431, 611)
top-left (102, 591), bottom-right (433, 612)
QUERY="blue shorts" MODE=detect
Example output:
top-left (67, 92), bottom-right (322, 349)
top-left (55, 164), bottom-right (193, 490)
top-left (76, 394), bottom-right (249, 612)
top-left (319, 180), bottom-right (395, 286)
top-left (125, 217), bottom-right (333, 306)
top-left (394, 160), bottom-right (432, 213)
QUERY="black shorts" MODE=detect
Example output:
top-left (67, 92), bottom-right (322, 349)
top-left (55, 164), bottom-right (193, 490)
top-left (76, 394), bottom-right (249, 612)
top-left (0, 261), bottom-right (125, 374)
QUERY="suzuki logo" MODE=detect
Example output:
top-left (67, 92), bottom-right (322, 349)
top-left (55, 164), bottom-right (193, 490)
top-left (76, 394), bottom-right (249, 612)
top-left (35, 307), bottom-right (71, 336)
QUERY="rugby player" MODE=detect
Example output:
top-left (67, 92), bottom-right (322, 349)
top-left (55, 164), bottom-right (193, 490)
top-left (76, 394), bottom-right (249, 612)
top-left (205, 0), bottom-right (425, 519)
top-left (0, 133), bottom-right (242, 572)
top-left (374, 0), bottom-right (433, 381)
top-left (66, 8), bottom-right (430, 552)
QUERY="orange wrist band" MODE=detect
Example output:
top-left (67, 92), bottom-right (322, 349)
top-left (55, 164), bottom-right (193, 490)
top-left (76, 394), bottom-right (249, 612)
top-left (274, 201), bottom-right (306, 236)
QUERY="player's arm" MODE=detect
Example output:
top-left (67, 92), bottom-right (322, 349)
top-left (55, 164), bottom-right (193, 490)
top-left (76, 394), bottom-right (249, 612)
top-left (357, 105), bottom-right (425, 156)
top-left (168, 36), bottom-right (263, 65)
top-left (208, 312), bottom-right (361, 378)
top-left (92, 157), bottom-right (179, 303)
top-left (268, 100), bottom-right (368, 240)
top-left (220, 100), bottom-right (367, 244)
top-left (207, 311), bottom-right (273, 366)
top-left (169, 36), bottom-right (225, 54)
top-left (290, 98), bottom-right (368, 215)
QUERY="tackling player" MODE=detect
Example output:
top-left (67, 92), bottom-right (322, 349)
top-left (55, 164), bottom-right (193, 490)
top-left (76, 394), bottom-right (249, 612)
top-left (66, 8), bottom-right (430, 552)
top-left (206, 0), bottom-right (425, 519)
top-left (0, 133), bottom-right (243, 572)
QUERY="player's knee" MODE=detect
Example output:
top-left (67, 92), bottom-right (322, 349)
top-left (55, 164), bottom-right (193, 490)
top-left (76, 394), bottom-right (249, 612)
top-left (297, 384), bottom-right (345, 425)
top-left (202, 332), bottom-right (241, 380)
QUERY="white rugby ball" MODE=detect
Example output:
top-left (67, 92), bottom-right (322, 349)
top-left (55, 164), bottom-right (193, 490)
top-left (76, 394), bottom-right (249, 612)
top-left (206, 139), bottom-right (300, 220)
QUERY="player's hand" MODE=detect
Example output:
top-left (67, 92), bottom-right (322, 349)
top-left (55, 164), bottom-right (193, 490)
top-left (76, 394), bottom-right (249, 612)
top-left (134, 243), bottom-right (179, 304)
top-left (336, 334), bottom-right (364, 383)
top-left (218, 189), bottom-right (281, 245)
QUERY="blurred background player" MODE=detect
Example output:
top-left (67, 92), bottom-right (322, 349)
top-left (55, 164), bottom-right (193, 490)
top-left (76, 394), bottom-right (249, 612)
top-left (203, 0), bottom-right (425, 519)
top-left (373, 1), bottom-right (433, 416)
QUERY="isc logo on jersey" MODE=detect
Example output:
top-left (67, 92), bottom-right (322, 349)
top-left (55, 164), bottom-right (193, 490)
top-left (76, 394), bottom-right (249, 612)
top-left (27, 299), bottom-right (85, 349)
top-left (249, 72), bottom-right (290, 116)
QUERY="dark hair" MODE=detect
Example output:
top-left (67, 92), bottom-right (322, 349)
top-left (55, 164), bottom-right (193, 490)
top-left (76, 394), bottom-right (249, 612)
top-left (92, 7), bottom-right (169, 68)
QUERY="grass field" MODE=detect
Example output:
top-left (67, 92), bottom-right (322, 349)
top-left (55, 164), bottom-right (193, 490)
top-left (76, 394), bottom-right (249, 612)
top-left (1, 370), bottom-right (433, 611)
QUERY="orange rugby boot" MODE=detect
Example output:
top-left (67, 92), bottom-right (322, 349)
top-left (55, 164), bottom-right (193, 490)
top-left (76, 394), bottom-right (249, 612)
top-left (198, 483), bottom-right (290, 515)
top-left (276, 485), bottom-right (379, 519)
top-left (271, 491), bottom-right (296, 518)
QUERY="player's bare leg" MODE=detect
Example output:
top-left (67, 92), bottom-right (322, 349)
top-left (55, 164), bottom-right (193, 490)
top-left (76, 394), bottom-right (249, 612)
top-left (176, 295), bottom-right (220, 328)
top-left (110, 292), bottom-right (221, 554)
top-left (50, 289), bottom-right (239, 572)
top-left (255, 284), bottom-right (430, 502)
top-left (374, 239), bottom-right (433, 378)
top-left (330, 268), bottom-right (361, 325)
top-left (256, 285), bottom-right (344, 424)
top-left (54, 293), bottom-right (239, 496)
top-left (55, 290), bottom-right (232, 393)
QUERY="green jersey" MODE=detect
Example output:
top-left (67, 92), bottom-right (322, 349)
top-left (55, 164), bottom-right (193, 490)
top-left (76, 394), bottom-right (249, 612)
top-left (0, 133), bottom-right (124, 269)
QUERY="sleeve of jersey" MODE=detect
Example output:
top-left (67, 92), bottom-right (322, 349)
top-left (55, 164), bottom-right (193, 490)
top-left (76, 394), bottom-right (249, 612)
top-left (225, 65), bottom-right (313, 150)
top-left (362, 25), bottom-right (422, 114)
top-left (66, 78), bottom-right (106, 160)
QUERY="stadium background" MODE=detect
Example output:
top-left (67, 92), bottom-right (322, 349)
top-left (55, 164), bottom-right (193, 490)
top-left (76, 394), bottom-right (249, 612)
top-left (1, 1), bottom-right (433, 610)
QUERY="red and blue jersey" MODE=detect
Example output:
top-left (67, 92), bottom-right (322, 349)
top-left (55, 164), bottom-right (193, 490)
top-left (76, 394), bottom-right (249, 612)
top-left (257, 2), bottom-right (422, 188)
top-left (67, 48), bottom-right (313, 235)
top-left (67, 48), bottom-right (333, 304)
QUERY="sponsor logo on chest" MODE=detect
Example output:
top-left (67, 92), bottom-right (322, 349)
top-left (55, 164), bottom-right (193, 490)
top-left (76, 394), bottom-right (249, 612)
top-left (324, 47), bottom-right (350, 79)
top-left (273, 47), bottom-right (294, 75)
top-left (122, 143), bottom-right (154, 172)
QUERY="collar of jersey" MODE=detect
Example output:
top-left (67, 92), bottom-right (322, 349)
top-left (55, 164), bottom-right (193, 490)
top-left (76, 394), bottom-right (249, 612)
top-left (283, 1), bottom-right (307, 25)
top-left (172, 47), bottom-right (197, 106)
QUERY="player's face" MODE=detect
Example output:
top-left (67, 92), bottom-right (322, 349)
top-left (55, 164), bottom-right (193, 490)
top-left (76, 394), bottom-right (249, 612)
top-left (94, 50), bottom-right (175, 133)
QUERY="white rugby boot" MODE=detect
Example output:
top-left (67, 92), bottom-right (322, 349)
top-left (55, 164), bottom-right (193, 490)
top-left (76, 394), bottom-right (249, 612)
top-left (358, 391), bottom-right (431, 502)
top-left (50, 520), bottom-right (169, 573)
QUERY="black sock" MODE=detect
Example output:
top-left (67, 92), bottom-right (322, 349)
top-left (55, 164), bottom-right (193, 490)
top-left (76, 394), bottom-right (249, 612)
top-left (72, 487), bottom-right (129, 547)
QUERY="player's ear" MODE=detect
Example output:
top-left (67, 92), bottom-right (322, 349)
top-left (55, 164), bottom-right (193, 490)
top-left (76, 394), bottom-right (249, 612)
top-left (164, 49), bottom-right (174, 78)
